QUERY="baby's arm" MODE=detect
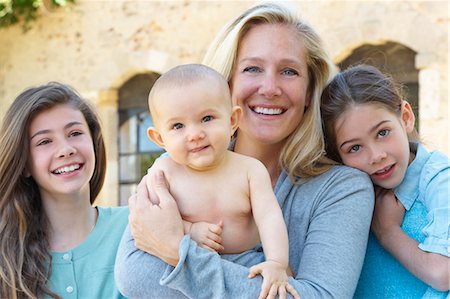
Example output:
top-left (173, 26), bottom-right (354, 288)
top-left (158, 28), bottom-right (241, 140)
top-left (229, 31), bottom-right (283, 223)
top-left (187, 221), bottom-right (224, 252)
top-left (372, 187), bottom-right (450, 291)
top-left (247, 160), bottom-right (297, 299)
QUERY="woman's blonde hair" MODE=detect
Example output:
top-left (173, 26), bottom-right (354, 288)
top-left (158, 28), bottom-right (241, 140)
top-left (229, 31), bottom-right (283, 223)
top-left (0, 82), bottom-right (106, 299)
top-left (203, 2), bottom-right (336, 181)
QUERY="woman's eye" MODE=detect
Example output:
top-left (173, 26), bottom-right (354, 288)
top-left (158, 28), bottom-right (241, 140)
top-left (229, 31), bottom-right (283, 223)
top-left (243, 66), bottom-right (260, 73)
top-left (378, 129), bottom-right (390, 137)
top-left (173, 123), bottom-right (184, 130)
top-left (282, 68), bottom-right (299, 76)
top-left (202, 115), bottom-right (213, 122)
top-left (349, 145), bottom-right (361, 153)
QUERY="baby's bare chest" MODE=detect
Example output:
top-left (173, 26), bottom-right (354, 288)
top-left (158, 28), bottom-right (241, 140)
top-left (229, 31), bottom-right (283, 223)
top-left (169, 172), bottom-right (252, 223)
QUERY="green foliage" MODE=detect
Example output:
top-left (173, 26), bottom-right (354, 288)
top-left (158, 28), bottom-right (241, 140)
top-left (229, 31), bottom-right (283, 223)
top-left (0, 0), bottom-right (75, 30)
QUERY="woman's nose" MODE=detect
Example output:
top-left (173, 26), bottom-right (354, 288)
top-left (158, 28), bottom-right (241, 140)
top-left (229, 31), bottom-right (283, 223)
top-left (258, 73), bottom-right (282, 98)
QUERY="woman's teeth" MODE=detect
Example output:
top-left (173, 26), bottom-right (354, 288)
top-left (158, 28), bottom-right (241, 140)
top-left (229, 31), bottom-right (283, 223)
top-left (253, 107), bottom-right (283, 115)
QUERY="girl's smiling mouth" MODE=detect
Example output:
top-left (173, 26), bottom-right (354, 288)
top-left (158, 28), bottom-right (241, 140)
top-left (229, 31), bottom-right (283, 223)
top-left (371, 164), bottom-right (396, 180)
top-left (52, 163), bottom-right (82, 174)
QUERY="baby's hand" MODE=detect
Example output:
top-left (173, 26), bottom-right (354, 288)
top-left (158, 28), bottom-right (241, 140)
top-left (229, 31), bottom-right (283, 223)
top-left (248, 261), bottom-right (300, 299)
top-left (189, 221), bottom-right (224, 252)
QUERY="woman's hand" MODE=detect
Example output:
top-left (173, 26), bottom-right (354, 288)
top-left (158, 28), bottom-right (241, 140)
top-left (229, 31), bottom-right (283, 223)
top-left (128, 170), bottom-right (184, 266)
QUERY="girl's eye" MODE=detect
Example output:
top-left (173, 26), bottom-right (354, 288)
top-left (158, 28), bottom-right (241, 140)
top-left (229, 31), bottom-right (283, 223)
top-left (282, 68), bottom-right (299, 76)
top-left (349, 145), bottom-right (361, 153)
top-left (202, 115), bottom-right (214, 123)
top-left (69, 131), bottom-right (83, 137)
top-left (243, 66), bottom-right (261, 74)
top-left (36, 139), bottom-right (51, 146)
top-left (173, 123), bottom-right (184, 130)
top-left (378, 129), bottom-right (390, 137)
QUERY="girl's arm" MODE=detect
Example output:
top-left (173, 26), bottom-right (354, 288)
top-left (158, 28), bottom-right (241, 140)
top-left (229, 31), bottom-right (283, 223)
top-left (373, 181), bottom-right (450, 291)
top-left (374, 222), bottom-right (449, 291)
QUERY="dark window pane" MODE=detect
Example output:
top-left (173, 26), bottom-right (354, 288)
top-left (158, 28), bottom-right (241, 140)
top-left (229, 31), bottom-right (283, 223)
top-left (120, 184), bottom-right (136, 206)
top-left (139, 112), bottom-right (162, 152)
top-left (119, 155), bottom-right (138, 182)
top-left (119, 115), bottom-right (137, 154)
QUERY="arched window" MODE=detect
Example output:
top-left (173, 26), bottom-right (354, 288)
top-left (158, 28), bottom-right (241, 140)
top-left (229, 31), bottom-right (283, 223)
top-left (338, 42), bottom-right (419, 126)
top-left (118, 73), bottom-right (163, 205)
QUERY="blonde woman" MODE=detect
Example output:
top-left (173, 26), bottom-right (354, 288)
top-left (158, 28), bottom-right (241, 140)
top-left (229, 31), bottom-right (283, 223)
top-left (116, 3), bottom-right (374, 298)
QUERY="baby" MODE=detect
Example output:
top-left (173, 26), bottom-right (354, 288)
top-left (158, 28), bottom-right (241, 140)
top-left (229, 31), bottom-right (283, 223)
top-left (145, 64), bottom-right (297, 298)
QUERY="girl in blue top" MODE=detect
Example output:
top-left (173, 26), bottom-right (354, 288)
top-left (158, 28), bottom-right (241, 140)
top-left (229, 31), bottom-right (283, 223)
top-left (0, 82), bottom-right (128, 299)
top-left (321, 64), bottom-right (449, 298)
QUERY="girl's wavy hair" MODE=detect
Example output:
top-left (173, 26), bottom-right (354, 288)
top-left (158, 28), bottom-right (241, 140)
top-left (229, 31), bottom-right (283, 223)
top-left (203, 2), bottom-right (336, 181)
top-left (0, 82), bottom-right (106, 299)
top-left (321, 64), bottom-right (419, 163)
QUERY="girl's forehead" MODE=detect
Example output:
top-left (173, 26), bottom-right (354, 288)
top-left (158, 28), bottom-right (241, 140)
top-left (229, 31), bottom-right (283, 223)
top-left (34, 103), bottom-right (82, 117)
top-left (29, 104), bottom-right (87, 132)
top-left (339, 102), bottom-right (396, 118)
top-left (335, 103), bottom-right (399, 136)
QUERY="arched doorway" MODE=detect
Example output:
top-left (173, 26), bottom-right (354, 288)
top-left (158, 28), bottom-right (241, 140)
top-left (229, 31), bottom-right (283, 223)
top-left (118, 72), bottom-right (163, 205)
top-left (338, 42), bottom-right (419, 125)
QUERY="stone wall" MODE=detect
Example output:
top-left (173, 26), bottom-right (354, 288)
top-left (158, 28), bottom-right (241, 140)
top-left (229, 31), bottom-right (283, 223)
top-left (1, 1), bottom-right (448, 206)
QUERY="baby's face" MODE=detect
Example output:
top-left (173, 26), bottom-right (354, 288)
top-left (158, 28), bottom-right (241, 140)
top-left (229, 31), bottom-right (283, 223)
top-left (334, 103), bottom-right (412, 189)
top-left (152, 80), bottom-right (235, 171)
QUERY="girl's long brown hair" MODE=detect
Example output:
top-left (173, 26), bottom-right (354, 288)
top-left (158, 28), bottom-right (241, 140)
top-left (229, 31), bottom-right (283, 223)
top-left (0, 82), bottom-right (106, 299)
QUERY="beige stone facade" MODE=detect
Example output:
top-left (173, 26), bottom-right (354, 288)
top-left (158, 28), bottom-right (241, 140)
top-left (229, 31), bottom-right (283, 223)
top-left (1, 1), bottom-right (448, 207)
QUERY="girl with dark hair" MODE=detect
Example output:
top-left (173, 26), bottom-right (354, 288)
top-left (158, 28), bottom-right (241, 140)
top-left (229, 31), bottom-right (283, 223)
top-left (321, 64), bottom-right (449, 298)
top-left (0, 82), bottom-right (128, 299)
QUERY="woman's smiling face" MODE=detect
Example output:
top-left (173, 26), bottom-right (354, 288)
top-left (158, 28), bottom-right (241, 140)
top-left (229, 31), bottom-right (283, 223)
top-left (230, 23), bottom-right (310, 146)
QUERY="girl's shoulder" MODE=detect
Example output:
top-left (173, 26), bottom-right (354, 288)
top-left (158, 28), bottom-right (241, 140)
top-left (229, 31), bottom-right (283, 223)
top-left (97, 206), bottom-right (129, 224)
top-left (415, 144), bottom-right (449, 183)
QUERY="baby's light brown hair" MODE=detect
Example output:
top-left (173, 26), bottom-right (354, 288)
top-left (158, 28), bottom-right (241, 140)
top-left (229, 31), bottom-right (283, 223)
top-left (148, 63), bottom-right (232, 123)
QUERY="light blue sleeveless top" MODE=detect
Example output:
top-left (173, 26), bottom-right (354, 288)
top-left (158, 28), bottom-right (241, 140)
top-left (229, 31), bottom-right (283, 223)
top-left (354, 199), bottom-right (429, 298)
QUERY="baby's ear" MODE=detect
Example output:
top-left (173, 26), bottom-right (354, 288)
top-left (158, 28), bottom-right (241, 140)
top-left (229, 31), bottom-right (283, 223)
top-left (230, 106), bottom-right (242, 136)
top-left (147, 127), bottom-right (165, 148)
top-left (400, 100), bottom-right (415, 133)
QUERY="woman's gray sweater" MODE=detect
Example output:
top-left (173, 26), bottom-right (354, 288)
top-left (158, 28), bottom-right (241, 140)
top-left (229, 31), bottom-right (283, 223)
top-left (115, 165), bottom-right (374, 298)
